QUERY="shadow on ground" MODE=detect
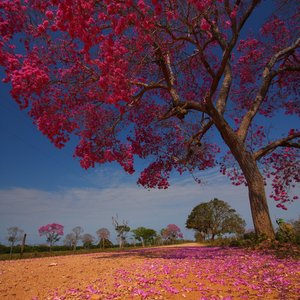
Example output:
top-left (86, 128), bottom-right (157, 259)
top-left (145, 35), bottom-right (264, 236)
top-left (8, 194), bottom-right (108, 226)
top-left (92, 246), bottom-right (238, 260)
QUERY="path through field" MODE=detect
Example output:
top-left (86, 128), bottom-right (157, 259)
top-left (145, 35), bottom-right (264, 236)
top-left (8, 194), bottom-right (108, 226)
top-left (0, 244), bottom-right (299, 299)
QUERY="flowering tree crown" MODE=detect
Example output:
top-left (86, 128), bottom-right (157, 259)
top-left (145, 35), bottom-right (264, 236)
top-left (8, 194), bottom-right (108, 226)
top-left (162, 224), bottom-right (183, 241)
top-left (0, 0), bottom-right (299, 236)
top-left (38, 223), bottom-right (64, 247)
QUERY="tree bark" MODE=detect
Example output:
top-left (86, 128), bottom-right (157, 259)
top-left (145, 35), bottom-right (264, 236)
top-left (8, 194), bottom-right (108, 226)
top-left (210, 109), bottom-right (275, 239)
top-left (232, 152), bottom-right (275, 239)
top-left (230, 143), bottom-right (275, 239)
top-left (242, 162), bottom-right (275, 239)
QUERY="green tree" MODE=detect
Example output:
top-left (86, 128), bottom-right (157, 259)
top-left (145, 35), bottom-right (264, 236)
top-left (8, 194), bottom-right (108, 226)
top-left (186, 198), bottom-right (246, 241)
top-left (292, 218), bottom-right (300, 231)
top-left (132, 227), bottom-right (157, 247)
top-left (276, 218), bottom-right (296, 244)
top-left (291, 216), bottom-right (300, 245)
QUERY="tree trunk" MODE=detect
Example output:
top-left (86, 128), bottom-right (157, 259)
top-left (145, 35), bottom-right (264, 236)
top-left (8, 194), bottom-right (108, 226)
top-left (244, 166), bottom-right (275, 239)
top-left (9, 243), bottom-right (13, 259)
top-left (210, 110), bottom-right (275, 239)
top-left (231, 152), bottom-right (275, 239)
top-left (230, 138), bottom-right (275, 238)
top-left (20, 233), bottom-right (27, 258)
top-left (233, 152), bottom-right (275, 239)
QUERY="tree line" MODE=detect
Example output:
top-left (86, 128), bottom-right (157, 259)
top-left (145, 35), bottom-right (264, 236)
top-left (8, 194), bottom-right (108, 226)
top-left (3, 217), bottom-right (186, 257)
top-left (3, 198), bottom-right (300, 257)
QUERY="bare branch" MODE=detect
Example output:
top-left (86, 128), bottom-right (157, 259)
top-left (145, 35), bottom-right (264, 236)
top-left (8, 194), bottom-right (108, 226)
top-left (254, 132), bottom-right (300, 161)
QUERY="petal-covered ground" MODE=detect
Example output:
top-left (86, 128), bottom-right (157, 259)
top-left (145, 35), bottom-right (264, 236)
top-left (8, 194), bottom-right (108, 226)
top-left (0, 245), bottom-right (299, 299)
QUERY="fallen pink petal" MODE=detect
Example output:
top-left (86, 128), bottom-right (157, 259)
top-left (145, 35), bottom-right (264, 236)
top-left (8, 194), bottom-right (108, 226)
top-left (1, 245), bottom-right (299, 299)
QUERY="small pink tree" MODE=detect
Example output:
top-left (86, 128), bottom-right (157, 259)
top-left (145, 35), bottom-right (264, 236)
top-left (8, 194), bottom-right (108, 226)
top-left (161, 224), bottom-right (183, 244)
top-left (38, 223), bottom-right (64, 251)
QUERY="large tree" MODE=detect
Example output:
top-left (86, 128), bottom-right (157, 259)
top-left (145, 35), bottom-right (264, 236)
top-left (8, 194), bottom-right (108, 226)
top-left (1, 1), bottom-right (299, 238)
top-left (186, 198), bottom-right (246, 240)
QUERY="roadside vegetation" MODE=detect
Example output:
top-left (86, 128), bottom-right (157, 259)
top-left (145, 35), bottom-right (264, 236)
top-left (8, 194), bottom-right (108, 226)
top-left (2, 200), bottom-right (299, 261)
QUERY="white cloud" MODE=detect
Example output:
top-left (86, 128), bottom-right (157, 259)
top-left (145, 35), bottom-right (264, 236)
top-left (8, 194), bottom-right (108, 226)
top-left (0, 169), bottom-right (299, 245)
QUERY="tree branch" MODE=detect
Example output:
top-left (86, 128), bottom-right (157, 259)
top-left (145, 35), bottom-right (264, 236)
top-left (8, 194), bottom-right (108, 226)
top-left (237, 0), bottom-right (261, 33)
top-left (129, 80), bottom-right (168, 105)
top-left (264, 37), bottom-right (300, 77)
top-left (216, 63), bottom-right (232, 115)
top-left (254, 132), bottom-right (300, 161)
top-left (158, 100), bottom-right (207, 121)
top-left (237, 38), bottom-right (300, 142)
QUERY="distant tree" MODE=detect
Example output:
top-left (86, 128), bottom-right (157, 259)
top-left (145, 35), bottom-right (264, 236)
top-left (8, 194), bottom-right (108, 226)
top-left (7, 227), bottom-right (24, 258)
top-left (81, 233), bottom-right (95, 249)
top-left (112, 216), bottom-right (130, 248)
top-left (291, 216), bottom-right (300, 245)
top-left (161, 224), bottom-right (183, 244)
top-left (71, 226), bottom-right (84, 250)
top-left (64, 227), bottom-right (83, 250)
top-left (153, 234), bottom-right (163, 246)
top-left (64, 233), bottom-right (76, 249)
top-left (132, 227), bottom-right (157, 247)
top-left (186, 198), bottom-right (246, 240)
top-left (292, 217), bottom-right (300, 232)
top-left (276, 218), bottom-right (296, 243)
top-left (96, 228), bottom-right (110, 249)
top-left (38, 223), bottom-right (64, 251)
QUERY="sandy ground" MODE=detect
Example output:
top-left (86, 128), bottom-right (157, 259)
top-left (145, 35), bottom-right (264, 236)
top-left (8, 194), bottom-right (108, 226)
top-left (0, 244), bottom-right (200, 300)
top-left (0, 250), bottom-right (134, 300)
top-left (0, 244), bottom-right (299, 300)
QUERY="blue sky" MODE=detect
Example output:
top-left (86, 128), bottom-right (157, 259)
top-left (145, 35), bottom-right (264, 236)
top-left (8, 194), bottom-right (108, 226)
top-left (0, 1), bottom-right (299, 246)
top-left (1, 85), bottom-right (299, 245)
